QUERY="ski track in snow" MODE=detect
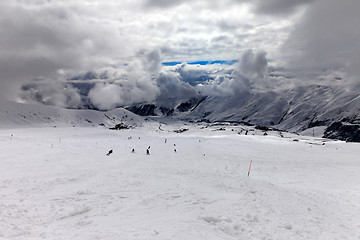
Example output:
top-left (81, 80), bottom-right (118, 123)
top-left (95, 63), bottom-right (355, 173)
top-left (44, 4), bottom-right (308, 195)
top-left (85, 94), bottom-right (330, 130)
top-left (0, 123), bottom-right (359, 240)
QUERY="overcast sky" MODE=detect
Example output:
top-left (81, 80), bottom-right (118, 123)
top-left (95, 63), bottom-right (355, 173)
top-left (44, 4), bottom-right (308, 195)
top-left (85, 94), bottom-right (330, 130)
top-left (0, 0), bottom-right (359, 109)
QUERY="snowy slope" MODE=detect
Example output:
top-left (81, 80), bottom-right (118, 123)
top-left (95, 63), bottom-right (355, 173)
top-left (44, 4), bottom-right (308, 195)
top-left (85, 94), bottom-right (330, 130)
top-left (0, 123), bottom-right (359, 239)
top-left (0, 100), bottom-right (144, 129)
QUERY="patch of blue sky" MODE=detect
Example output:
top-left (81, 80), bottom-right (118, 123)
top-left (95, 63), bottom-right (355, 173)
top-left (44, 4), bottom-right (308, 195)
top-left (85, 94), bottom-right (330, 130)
top-left (162, 60), bottom-right (238, 66)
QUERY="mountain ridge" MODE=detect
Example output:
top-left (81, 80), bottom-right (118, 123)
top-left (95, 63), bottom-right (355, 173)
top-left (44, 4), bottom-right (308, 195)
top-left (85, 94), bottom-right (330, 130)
top-left (126, 84), bottom-right (360, 141)
top-left (0, 99), bottom-right (143, 129)
top-left (1, 83), bottom-right (359, 142)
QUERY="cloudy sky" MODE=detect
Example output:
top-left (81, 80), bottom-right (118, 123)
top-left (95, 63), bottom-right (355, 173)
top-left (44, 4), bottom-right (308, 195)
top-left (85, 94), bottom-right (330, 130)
top-left (0, 0), bottom-right (359, 109)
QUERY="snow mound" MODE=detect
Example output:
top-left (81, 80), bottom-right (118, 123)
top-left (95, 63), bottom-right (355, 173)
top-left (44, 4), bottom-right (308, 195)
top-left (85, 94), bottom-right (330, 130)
top-left (0, 100), bottom-right (144, 129)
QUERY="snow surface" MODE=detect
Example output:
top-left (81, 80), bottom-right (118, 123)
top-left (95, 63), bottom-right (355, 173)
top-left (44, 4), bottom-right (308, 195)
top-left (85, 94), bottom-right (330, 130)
top-left (1, 120), bottom-right (360, 239)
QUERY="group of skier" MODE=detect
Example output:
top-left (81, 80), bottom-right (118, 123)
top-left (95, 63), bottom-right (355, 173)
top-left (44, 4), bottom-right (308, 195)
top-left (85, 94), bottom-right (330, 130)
top-left (106, 137), bottom-right (177, 156)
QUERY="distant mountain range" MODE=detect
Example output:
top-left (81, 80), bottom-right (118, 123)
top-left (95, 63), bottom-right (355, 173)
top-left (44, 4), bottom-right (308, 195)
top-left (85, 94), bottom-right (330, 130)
top-left (126, 84), bottom-right (360, 142)
top-left (1, 83), bottom-right (359, 142)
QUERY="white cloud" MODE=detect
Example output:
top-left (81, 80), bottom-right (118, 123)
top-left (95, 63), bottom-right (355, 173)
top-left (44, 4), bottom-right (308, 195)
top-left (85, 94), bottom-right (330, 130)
top-left (157, 72), bottom-right (198, 100)
top-left (87, 49), bottom-right (162, 110)
top-left (88, 82), bottom-right (124, 110)
top-left (195, 49), bottom-right (270, 96)
top-left (1, 0), bottom-right (358, 109)
top-left (20, 79), bottom-right (82, 108)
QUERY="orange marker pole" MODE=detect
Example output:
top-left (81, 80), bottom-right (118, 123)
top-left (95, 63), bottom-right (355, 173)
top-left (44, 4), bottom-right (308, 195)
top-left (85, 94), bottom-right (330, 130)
top-left (248, 160), bottom-right (252, 176)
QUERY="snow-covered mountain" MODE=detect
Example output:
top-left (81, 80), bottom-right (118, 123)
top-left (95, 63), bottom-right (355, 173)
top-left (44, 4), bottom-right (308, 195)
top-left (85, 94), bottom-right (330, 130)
top-left (1, 82), bottom-right (359, 142)
top-left (0, 100), bottom-right (143, 129)
top-left (127, 84), bottom-right (360, 142)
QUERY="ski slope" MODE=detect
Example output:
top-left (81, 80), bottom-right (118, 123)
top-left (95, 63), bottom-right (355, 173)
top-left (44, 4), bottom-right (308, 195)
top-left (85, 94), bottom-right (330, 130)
top-left (0, 122), bottom-right (359, 239)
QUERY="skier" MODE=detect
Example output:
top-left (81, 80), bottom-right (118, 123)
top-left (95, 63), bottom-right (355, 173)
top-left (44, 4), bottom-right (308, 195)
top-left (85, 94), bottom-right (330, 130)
top-left (146, 146), bottom-right (150, 155)
top-left (106, 149), bottom-right (113, 156)
top-left (131, 148), bottom-right (135, 153)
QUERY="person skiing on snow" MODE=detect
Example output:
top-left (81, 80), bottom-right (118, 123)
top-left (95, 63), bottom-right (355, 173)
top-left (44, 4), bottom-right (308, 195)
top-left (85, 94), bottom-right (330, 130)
top-left (106, 149), bottom-right (113, 156)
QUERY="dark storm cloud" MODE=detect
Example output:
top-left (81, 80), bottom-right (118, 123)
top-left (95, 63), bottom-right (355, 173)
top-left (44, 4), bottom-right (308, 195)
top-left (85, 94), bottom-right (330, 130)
top-left (143, 0), bottom-right (191, 8)
top-left (144, 49), bottom-right (163, 73)
top-left (0, 1), bottom-right (130, 101)
top-left (238, 50), bottom-right (268, 82)
top-left (251, 0), bottom-right (315, 15)
top-left (144, 0), bottom-right (314, 15)
top-left (0, 57), bottom-right (59, 100)
top-left (283, 0), bottom-right (360, 85)
top-left (156, 72), bottom-right (198, 100)
top-left (1, 0), bottom-right (356, 111)
top-left (0, 3), bottom-right (78, 99)
top-left (20, 79), bottom-right (82, 108)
